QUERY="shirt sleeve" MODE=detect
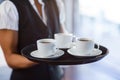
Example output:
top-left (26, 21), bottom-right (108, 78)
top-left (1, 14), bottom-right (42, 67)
top-left (0, 0), bottom-right (19, 31)
top-left (56, 0), bottom-right (66, 25)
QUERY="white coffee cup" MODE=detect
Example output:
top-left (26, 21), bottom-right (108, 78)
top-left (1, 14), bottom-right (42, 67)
top-left (74, 38), bottom-right (98, 55)
top-left (36, 39), bottom-right (56, 57)
top-left (54, 33), bottom-right (74, 48)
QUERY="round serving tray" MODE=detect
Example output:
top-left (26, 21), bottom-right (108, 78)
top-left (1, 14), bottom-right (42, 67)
top-left (21, 44), bottom-right (109, 65)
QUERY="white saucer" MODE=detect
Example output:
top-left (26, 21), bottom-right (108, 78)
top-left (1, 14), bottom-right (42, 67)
top-left (30, 49), bottom-right (64, 58)
top-left (67, 48), bottom-right (102, 57)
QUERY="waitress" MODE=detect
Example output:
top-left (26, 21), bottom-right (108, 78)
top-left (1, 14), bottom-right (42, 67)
top-left (0, 0), bottom-right (67, 80)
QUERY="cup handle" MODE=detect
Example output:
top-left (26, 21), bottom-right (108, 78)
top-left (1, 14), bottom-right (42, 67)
top-left (72, 35), bottom-right (78, 42)
top-left (95, 43), bottom-right (100, 49)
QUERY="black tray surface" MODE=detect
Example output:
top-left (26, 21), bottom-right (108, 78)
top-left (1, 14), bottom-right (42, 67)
top-left (21, 44), bottom-right (109, 65)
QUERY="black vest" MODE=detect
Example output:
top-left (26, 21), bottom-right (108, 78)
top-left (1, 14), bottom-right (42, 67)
top-left (10, 0), bottom-right (62, 80)
top-left (11, 0), bottom-right (60, 52)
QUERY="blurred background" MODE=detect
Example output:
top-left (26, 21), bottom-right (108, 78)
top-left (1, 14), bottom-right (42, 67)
top-left (1, 0), bottom-right (120, 80)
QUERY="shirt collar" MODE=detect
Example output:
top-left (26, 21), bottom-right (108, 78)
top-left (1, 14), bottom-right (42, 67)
top-left (29, 0), bottom-right (44, 5)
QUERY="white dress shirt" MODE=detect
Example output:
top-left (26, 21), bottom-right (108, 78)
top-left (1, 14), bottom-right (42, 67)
top-left (0, 0), bottom-right (65, 31)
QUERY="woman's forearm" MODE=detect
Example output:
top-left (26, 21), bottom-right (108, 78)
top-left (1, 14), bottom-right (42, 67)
top-left (5, 52), bottom-right (38, 69)
top-left (0, 29), bottom-right (37, 69)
